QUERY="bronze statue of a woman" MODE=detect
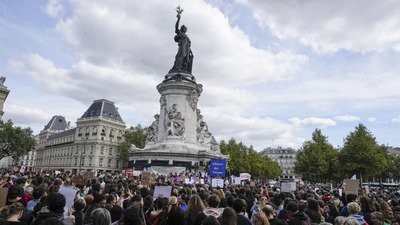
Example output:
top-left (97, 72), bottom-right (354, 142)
top-left (169, 6), bottom-right (193, 74)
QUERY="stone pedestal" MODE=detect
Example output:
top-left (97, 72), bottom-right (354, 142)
top-left (129, 72), bottom-right (227, 170)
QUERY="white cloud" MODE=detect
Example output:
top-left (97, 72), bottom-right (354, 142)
top-left (44, 0), bottom-right (63, 18)
top-left (3, 105), bottom-right (52, 125)
top-left (393, 116), bottom-right (400, 123)
top-left (289, 117), bottom-right (336, 128)
top-left (9, 53), bottom-right (159, 105)
top-left (368, 117), bottom-right (377, 123)
top-left (334, 114), bottom-right (361, 122)
top-left (245, 0), bottom-right (400, 53)
top-left (53, 0), bottom-right (307, 86)
top-left (204, 108), bottom-right (303, 149)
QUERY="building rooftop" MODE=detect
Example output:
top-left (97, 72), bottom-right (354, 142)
top-left (43, 115), bottom-right (69, 131)
top-left (81, 99), bottom-right (124, 123)
top-left (260, 147), bottom-right (297, 155)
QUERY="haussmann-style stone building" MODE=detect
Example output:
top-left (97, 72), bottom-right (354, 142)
top-left (34, 99), bottom-right (126, 173)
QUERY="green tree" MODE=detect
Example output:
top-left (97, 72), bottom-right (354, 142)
top-left (0, 120), bottom-right (36, 160)
top-left (391, 154), bottom-right (400, 181)
top-left (339, 123), bottom-right (388, 182)
top-left (294, 128), bottom-right (340, 183)
top-left (220, 138), bottom-right (282, 178)
top-left (117, 125), bottom-right (147, 167)
top-left (379, 147), bottom-right (395, 182)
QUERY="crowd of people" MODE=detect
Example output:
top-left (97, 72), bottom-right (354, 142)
top-left (1, 170), bottom-right (400, 225)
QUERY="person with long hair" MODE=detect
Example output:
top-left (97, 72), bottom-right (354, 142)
top-left (123, 206), bottom-right (145, 225)
top-left (220, 207), bottom-right (237, 225)
top-left (305, 198), bottom-right (324, 224)
top-left (359, 196), bottom-right (374, 225)
top-left (379, 201), bottom-right (395, 224)
top-left (150, 198), bottom-right (166, 225)
top-left (186, 195), bottom-right (205, 225)
top-left (324, 201), bottom-right (340, 224)
top-left (252, 211), bottom-right (270, 225)
top-left (167, 196), bottom-right (185, 225)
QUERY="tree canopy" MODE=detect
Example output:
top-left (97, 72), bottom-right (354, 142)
top-left (0, 120), bottom-right (36, 159)
top-left (117, 125), bottom-right (147, 166)
top-left (220, 138), bottom-right (282, 178)
top-left (339, 123), bottom-right (388, 181)
top-left (294, 129), bottom-right (340, 182)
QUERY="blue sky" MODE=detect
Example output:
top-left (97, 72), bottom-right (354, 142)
top-left (1, 0), bottom-right (400, 150)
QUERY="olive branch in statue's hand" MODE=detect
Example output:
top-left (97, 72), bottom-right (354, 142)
top-left (176, 5), bottom-right (184, 17)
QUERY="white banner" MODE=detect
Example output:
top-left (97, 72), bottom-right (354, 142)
top-left (211, 178), bottom-right (224, 188)
top-left (240, 173), bottom-right (251, 181)
top-left (153, 186), bottom-right (172, 200)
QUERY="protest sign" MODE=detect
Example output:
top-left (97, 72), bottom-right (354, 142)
top-left (234, 177), bottom-right (242, 185)
top-left (209, 159), bottom-right (226, 177)
top-left (59, 186), bottom-right (78, 217)
top-left (281, 182), bottom-right (296, 192)
top-left (240, 173), bottom-right (251, 181)
top-left (141, 171), bottom-right (151, 186)
top-left (72, 175), bottom-right (84, 185)
top-left (184, 178), bottom-right (191, 184)
top-left (0, 187), bottom-right (8, 208)
top-left (343, 179), bottom-right (360, 196)
top-left (153, 186), bottom-right (172, 200)
top-left (19, 166), bottom-right (26, 173)
top-left (83, 171), bottom-right (95, 179)
top-left (211, 178), bottom-right (224, 188)
top-left (133, 170), bottom-right (141, 177)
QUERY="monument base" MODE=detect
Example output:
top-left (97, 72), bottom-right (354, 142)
top-left (128, 143), bottom-right (226, 171)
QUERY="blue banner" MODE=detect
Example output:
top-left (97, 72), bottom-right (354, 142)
top-left (209, 159), bottom-right (227, 177)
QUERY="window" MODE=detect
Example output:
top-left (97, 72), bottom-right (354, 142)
top-left (108, 159), bottom-right (112, 167)
top-left (83, 146), bottom-right (86, 154)
top-left (90, 146), bottom-right (94, 154)
top-left (99, 158), bottom-right (103, 167)
top-left (100, 146), bottom-right (104, 155)
top-left (89, 157), bottom-right (92, 166)
top-left (116, 160), bottom-right (119, 168)
top-left (109, 148), bottom-right (113, 156)
top-left (81, 157), bottom-right (85, 166)
top-left (74, 158), bottom-right (77, 166)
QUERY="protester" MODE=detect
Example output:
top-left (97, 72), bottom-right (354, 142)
top-left (233, 198), bottom-right (252, 225)
top-left (251, 211), bottom-right (269, 225)
top-left (2, 202), bottom-right (28, 225)
top-left (91, 208), bottom-right (111, 225)
top-left (219, 207), bottom-right (237, 225)
top-left (166, 196), bottom-right (184, 225)
top-left (194, 195), bottom-right (222, 225)
top-left (30, 192), bottom-right (72, 225)
top-left (186, 195), bottom-right (205, 225)
top-left (347, 202), bottom-right (367, 225)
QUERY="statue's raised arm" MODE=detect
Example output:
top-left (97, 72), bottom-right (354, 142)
top-left (169, 5), bottom-right (193, 74)
top-left (175, 14), bottom-right (181, 34)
